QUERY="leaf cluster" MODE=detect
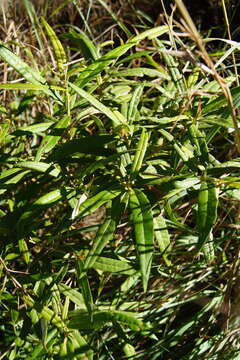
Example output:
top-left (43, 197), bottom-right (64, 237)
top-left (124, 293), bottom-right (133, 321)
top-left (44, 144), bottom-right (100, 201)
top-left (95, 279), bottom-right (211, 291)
top-left (0, 1), bottom-right (240, 359)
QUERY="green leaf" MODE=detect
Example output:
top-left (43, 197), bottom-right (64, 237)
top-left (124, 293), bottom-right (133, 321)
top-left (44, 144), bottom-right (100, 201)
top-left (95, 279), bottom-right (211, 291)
top-left (197, 180), bottom-right (219, 249)
top-left (28, 329), bottom-right (58, 359)
top-left (67, 330), bottom-right (93, 360)
top-left (155, 38), bottom-right (185, 93)
top-left (83, 197), bottom-right (123, 271)
top-left (74, 43), bottom-right (133, 88)
top-left (154, 216), bottom-right (171, 266)
top-left (76, 259), bottom-right (94, 318)
top-left (33, 189), bottom-right (62, 205)
top-left (207, 160), bottom-right (240, 176)
top-left (129, 189), bottom-right (154, 292)
top-left (121, 272), bottom-right (141, 293)
top-left (75, 25), bottom-right (169, 88)
top-left (69, 83), bottom-right (121, 126)
top-left (17, 122), bottom-right (53, 134)
top-left (0, 41), bottom-right (62, 101)
top-left (69, 309), bottom-right (145, 331)
top-left (23, 295), bottom-right (67, 331)
top-left (80, 154), bottom-right (120, 179)
top-left (92, 256), bottom-right (136, 275)
top-left (58, 283), bottom-right (86, 309)
top-left (0, 169), bottom-right (30, 195)
top-left (41, 17), bottom-right (67, 72)
top-left (131, 25), bottom-right (169, 42)
top-left (159, 129), bottom-right (193, 162)
top-left (16, 161), bottom-right (60, 177)
top-left (17, 188), bottom-right (67, 237)
top-left (188, 124), bottom-right (209, 165)
top-left (123, 343), bottom-right (136, 358)
top-left (35, 115), bottom-right (70, 161)
top-left (48, 134), bottom-right (116, 161)
top-left (84, 218), bottom-right (116, 270)
top-left (18, 238), bottom-right (31, 264)
top-left (72, 187), bottom-right (122, 220)
top-left (110, 67), bottom-right (170, 80)
top-left (131, 128), bottom-right (149, 178)
top-left (64, 30), bottom-right (99, 61)
top-left (0, 82), bottom-right (65, 91)
top-left (127, 85), bottom-right (143, 124)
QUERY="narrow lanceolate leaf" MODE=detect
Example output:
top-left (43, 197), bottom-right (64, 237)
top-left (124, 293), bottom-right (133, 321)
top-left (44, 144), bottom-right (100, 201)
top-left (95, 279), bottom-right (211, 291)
top-left (16, 161), bottom-right (60, 178)
top-left (129, 189), bottom-right (154, 292)
top-left (0, 41), bottom-right (61, 101)
top-left (33, 189), bottom-right (62, 205)
top-left (18, 238), bottom-right (31, 264)
top-left (69, 310), bottom-right (145, 331)
top-left (67, 330), bottom-right (93, 360)
top-left (41, 17), bottom-right (67, 72)
top-left (75, 26), bottom-right (169, 88)
top-left (197, 180), bottom-right (219, 250)
top-left (92, 256), bottom-right (136, 275)
top-left (203, 235), bottom-right (215, 262)
top-left (83, 197), bottom-right (121, 271)
top-left (58, 283), bottom-right (85, 309)
top-left (159, 129), bottom-right (193, 162)
top-left (189, 124), bottom-right (209, 165)
top-left (155, 38), bottom-right (185, 93)
top-left (0, 83), bottom-right (65, 91)
top-left (35, 115), bottom-right (70, 161)
top-left (69, 83), bottom-right (121, 126)
top-left (207, 160), bottom-right (240, 176)
top-left (72, 187), bottom-right (121, 220)
top-left (76, 259), bottom-right (93, 318)
top-left (111, 67), bottom-right (170, 80)
top-left (131, 128), bottom-right (149, 179)
top-left (154, 216), bottom-right (171, 266)
top-left (84, 217), bottom-right (116, 270)
top-left (17, 122), bottom-right (53, 134)
top-left (0, 42), bottom-right (45, 84)
top-left (64, 29), bottom-right (99, 61)
top-left (128, 85), bottom-right (143, 124)
top-left (131, 25), bottom-right (169, 42)
top-left (0, 169), bottom-right (30, 195)
top-left (17, 188), bottom-right (65, 237)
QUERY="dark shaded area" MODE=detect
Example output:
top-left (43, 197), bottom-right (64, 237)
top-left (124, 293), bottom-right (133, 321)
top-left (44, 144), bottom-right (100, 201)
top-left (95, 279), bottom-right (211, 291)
top-left (135, 0), bottom-right (240, 37)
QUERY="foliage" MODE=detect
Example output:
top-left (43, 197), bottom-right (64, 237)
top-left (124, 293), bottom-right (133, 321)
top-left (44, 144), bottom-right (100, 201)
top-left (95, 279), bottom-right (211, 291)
top-left (0, 1), bottom-right (240, 359)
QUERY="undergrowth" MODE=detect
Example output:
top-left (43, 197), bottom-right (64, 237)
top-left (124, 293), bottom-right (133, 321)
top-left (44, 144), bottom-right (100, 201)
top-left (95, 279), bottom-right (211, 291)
top-left (0, 0), bottom-right (240, 359)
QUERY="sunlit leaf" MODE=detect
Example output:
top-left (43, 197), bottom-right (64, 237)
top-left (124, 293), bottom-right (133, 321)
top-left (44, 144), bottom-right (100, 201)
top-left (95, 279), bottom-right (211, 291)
top-left (41, 17), bottom-right (67, 72)
top-left (154, 215), bottom-right (171, 266)
top-left (197, 180), bottom-right (219, 250)
top-left (0, 41), bottom-right (62, 101)
top-left (129, 189), bottom-right (154, 292)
